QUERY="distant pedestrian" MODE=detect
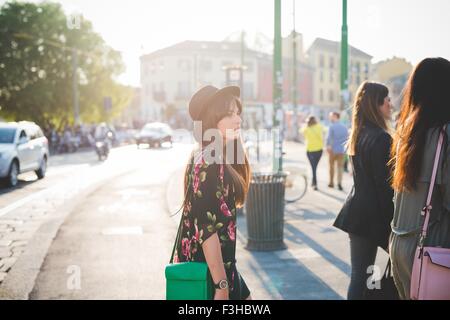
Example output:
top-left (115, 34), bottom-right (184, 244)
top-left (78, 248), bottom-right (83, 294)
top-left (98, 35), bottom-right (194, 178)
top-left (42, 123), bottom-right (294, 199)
top-left (326, 112), bottom-right (349, 191)
top-left (389, 57), bottom-right (450, 299)
top-left (301, 116), bottom-right (324, 190)
top-left (333, 81), bottom-right (394, 300)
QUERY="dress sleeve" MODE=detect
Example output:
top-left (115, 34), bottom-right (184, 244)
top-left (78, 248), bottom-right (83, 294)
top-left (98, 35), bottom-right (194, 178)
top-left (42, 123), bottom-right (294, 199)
top-left (190, 160), bottom-right (230, 245)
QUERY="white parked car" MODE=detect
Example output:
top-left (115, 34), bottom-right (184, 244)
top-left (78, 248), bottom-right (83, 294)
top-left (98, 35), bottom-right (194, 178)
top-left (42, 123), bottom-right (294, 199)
top-left (0, 121), bottom-right (49, 187)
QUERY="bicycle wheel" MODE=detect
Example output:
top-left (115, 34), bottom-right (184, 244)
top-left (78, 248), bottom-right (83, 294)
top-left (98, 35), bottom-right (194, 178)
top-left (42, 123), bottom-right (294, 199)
top-left (284, 166), bottom-right (308, 203)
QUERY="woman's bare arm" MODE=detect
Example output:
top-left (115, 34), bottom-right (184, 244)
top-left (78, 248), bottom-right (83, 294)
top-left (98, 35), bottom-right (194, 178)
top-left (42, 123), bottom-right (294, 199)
top-left (202, 233), bottom-right (228, 299)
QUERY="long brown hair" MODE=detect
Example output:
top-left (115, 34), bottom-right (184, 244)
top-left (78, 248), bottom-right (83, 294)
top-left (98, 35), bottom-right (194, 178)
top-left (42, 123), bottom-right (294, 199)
top-left (183, 93), bottom-right (251, 209)
top-left (306, 116), bottom-right (317, 127)
top-left (391, 57), bottom-right (450, 192)
top-left (347, 81), bottom-right (390, 156)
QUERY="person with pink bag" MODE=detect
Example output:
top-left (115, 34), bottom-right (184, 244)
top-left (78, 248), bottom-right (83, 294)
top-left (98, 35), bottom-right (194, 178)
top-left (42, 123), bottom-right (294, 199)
top-left (389, 57), bottom-right (450, 300)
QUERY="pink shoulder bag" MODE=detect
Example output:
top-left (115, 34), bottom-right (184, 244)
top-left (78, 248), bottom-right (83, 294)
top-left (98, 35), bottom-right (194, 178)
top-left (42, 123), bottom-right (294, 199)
top-left (410, 126), bottom-right (450, 300)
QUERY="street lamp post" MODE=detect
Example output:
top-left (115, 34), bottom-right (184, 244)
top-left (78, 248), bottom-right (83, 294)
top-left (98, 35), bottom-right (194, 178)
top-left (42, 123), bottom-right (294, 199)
top-left (273, 0), bottom-right (283, 173)
top-left (340, 0), bottom-right (349, 111)
top-left (292, 0), bottom-right (298, 141)
top-left (72, 48), bottom-right (80, 125)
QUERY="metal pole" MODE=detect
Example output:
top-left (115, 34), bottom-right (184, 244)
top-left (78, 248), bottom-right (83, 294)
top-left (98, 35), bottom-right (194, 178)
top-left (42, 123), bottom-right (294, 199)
top-left (273, 0), bottom-right (283, 173)
top-left (72, 48), bottom-right (80, 125)
top-left (240, 30), bottom-right (245, 105)
top-left (292, 0), bottom-right (298, 141)
top-left (340, 0), bottom-right (349, 111)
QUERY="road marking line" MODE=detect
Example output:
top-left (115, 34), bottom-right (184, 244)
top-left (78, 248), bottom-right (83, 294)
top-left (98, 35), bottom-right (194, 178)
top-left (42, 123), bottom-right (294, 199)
top-left (101, 226), bottom-right (143, 235)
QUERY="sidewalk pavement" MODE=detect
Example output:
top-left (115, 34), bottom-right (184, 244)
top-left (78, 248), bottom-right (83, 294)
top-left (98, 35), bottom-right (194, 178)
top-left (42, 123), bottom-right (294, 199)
top-left (166, 141), bottom-right (389, 300)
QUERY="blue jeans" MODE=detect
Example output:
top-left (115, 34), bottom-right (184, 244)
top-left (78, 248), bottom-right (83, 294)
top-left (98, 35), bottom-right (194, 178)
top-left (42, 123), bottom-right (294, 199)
top-left (306, 150), bottom-right (322, 186)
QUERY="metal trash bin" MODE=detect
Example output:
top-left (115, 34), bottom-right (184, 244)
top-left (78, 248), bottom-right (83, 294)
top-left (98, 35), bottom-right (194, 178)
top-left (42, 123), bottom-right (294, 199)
top-left (245, 172), bottom-right (287, 251)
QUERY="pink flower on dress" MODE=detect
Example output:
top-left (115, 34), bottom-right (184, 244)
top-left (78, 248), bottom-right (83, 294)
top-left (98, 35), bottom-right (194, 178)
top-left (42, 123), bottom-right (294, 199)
top-left (220, 201), bottom-right (232, 217)
top-left (192, 156), bottom-right (203, 194)
top-left (173, 253), bottom-right (179, 263)
top-left (184, 201), bottom-right (192, 213)
top-left (227, 220), bottom-right (236, 241)
top-left (181, 238), bottom-right (191, 259)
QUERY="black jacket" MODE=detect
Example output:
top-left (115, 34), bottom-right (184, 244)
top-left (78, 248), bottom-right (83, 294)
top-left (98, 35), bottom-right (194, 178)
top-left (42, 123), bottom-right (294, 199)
top-left (333, 122), bottom-right (394, 250)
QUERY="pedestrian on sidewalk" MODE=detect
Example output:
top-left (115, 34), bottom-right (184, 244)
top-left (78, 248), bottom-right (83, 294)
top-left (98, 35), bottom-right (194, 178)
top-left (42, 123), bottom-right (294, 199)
top-left (333, 81), bottom-right (394, 300)
top-left (326, 112), bottom-right (349, 191)
top-left (301, 116), bottom-right (324, 191)
top-left (389, 57), bottom-right (450, 299)
top-left (171, 85), bottom-right (252, 300)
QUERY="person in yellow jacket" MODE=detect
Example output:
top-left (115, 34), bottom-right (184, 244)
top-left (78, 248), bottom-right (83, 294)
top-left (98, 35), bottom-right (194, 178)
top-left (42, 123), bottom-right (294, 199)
top-left (300, 116), bottom-right (324, 190)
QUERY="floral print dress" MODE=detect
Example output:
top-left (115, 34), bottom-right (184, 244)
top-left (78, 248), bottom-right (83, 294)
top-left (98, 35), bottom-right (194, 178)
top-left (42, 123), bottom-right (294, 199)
top-left (173, 150), bottom-right (250, 300)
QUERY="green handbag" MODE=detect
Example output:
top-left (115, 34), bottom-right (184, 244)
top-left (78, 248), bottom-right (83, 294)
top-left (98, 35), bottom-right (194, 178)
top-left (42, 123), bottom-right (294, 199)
top-left (165, 214), bottom-right (213, 300)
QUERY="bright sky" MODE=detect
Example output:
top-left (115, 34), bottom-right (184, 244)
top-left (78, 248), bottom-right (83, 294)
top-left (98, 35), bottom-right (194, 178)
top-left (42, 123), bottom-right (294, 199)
top-left (4, 0), bottom-right (450, 86)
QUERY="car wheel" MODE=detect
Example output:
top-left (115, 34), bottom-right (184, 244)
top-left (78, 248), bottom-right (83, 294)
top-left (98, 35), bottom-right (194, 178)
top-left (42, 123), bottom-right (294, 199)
top-left (7, 161), bottom-right (19, 187)
top-left (35, 156), bottom-right (47, 179)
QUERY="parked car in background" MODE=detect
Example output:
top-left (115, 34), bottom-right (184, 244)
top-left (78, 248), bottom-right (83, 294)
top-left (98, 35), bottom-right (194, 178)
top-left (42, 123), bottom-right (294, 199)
top-left (0, 121), bottom-right (49, 187)
top-left (136, 122), bottom-right (173, 148)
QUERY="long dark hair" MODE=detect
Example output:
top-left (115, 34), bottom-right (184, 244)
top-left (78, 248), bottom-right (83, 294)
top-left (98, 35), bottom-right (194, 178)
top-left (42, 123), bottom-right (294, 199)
top-left (391, 57), bottom-right (450, 192)
top-left (347, 81), bottom-right (390, 156)
top-left (183, 93), bottom-right (250, 208)
top-left (306, 116), bottom-right (317, 127)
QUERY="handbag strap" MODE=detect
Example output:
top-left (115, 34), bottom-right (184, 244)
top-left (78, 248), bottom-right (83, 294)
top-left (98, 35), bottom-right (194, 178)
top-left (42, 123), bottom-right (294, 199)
top-left (170, 212), bottom-right (184, 263)
top-left (418, 126), bottom-right (446, 247)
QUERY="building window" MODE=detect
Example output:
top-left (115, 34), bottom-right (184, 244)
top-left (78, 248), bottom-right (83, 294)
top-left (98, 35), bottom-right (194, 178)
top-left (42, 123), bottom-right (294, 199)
top-left (244, 61), bottom-right (253, 73)
top-left (319, 89), bottom-right (324, 102)
top-left (320, 71), bottom-right (324, 83)
top-left (153, 83), bottom-right (166, 102)
top-left (356, 75), bottom-right (361, 85)
top-left (364, 62), bottom-right (369, 75)
top-left (243, 82), bottom-right (254, 100)
top-left (177, 81), bottom-right (191, 99)
top-left (199, 60), bottom-right (212, 72)
top-left (356, 61), bottom-right (361, 73)
top-left (178, 60), bottom-right (191, 71)
top-left (329, 90), bottom-right (334, 102)
top-left (330, 72), bottom-right (334, 83)
top-left (319, 55), bottom-right (324, 68)
top-left (329, 57), bottom-right (334, 69)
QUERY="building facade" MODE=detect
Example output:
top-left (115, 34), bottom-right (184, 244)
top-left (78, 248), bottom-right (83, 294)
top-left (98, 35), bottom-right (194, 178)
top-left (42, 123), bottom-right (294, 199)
top-left (307, 38), bottom-right (372, 111)
top-left (371, 57), bottom-right (413, 109)
top-left (140, 40), bottom-right (313, 129)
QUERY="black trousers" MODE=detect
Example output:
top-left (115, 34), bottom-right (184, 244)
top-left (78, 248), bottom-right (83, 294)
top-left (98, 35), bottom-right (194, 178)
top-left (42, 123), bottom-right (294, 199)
top-left (229, 266), bottom-right (250, 300)
top-left (348, 233), bottom-right (378, 300)
top-left (306, 150), bottom-right (322, 186)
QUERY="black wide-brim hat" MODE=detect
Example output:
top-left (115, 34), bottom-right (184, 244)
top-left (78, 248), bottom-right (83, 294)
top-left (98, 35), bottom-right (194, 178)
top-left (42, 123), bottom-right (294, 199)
top-left (189, 85), bottom-right (240, 121)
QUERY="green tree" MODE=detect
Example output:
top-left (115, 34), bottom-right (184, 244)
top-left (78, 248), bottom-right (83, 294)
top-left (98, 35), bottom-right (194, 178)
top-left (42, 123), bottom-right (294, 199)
top-left (0, 1), bottom-right (131, 127)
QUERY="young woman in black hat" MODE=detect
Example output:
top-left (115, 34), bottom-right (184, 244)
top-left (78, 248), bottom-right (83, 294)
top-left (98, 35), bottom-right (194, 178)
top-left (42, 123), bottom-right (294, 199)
top-left (172, 85), bottom-right (252, 300)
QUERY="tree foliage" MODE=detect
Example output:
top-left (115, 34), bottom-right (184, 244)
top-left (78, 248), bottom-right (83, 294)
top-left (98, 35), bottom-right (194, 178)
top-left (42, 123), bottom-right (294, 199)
top-left (0, 1), bottom-right (132, 127)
